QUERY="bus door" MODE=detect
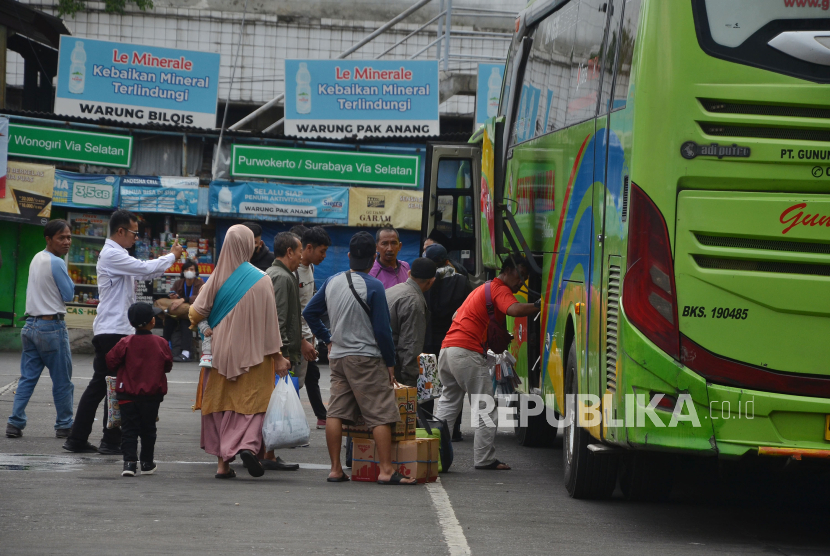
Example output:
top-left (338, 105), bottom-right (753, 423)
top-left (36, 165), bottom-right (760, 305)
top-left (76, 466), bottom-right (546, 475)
top-left (421, 145), bottom-right (483, 282)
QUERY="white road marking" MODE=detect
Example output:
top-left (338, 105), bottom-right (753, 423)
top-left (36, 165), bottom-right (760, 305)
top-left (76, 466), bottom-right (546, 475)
top-left (427, 478), bottom-right (471, 556)
top-left (0, 379), bottom-right (19, 397)
top-left (74, 377), bottom-right (197, 384)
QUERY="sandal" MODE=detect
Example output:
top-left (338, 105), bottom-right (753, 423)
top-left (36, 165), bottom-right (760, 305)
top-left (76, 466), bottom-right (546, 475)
top-left (214, 469), bottom-right (236, 479)
top-left (475, 459), bottom-right (511, 470)
top-left (326, 472), bottom-right (350, 483)
top-left (238, 450), bottom-right (265, 477)
top-left (377, 471), bottom-right (417, 485)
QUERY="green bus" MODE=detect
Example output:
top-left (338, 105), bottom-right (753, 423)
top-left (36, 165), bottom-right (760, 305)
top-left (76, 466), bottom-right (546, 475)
top-left (422, 0), bottom-right (830, 499)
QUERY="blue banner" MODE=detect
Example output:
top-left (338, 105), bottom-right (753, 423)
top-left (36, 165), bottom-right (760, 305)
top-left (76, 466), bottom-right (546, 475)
top-left (54, 36), bottom-right (220, 128)
top-left (284, 59), bottom-right (439, 139)
top-left (209, 181), bottom-right (349, 224)
top-left (475, 63), bottom-right (505, 129)
top-left (119, 176), bottom-right (199, 215)
top-left (53, 170), bottom-right (120, 209)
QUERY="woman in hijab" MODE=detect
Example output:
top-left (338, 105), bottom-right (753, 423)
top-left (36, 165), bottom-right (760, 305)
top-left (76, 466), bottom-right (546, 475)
top-left (190, 225), bottom-right (291, 478)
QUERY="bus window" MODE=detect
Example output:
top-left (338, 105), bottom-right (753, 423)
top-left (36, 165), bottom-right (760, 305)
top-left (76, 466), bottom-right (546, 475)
top-left (434, 158), bottom-right (476, 272)
top-left (510, 0), bottom-right (579, 146)
top-left (598, 0), bottom-right (623, 115)
top-left (565, 0), bottom-right (608, 127)
top-left (612, 0), bottom-right (641, 111)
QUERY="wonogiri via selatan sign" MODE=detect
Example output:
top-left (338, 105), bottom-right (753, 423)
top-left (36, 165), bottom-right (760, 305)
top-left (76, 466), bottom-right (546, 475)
top-left (54, 36), bottom-right (220, 128)
top-left (284, 60), bottom-right (439, 139)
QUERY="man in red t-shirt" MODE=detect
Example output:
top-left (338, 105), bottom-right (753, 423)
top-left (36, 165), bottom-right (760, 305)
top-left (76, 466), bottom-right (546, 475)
top-left (435, 257), bottom-right (539, 470)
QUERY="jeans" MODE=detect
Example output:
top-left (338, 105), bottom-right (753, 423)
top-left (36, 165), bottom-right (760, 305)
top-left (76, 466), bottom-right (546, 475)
top-left (8, 318), bottom-right (74, 430)
top-left (120, 400), bottom-right (160, 463)
top-left (68, 334), bottom-right (125, 446)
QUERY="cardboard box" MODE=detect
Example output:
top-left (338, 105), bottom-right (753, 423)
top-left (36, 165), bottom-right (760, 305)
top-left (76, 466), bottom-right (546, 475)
top-left (393, 440), bottom-right (419, 482)
top-left (341, 415), bottom-right (372, 439)
top-left (351, 438), bottom-right (379, 482)
top-left (414, 437), bottom-right (439, 483)
top-left (406, 387), bottom-right (418, 440)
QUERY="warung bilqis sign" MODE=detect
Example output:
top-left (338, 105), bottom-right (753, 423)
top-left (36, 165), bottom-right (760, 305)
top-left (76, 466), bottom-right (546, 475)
top-left (54, 36), bottom-right (220, 128)
top-left (284, 60), bottom-right (439, 139)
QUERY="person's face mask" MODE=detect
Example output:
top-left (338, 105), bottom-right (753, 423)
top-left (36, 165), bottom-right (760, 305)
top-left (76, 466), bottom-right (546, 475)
top-left (184, 270), bottom-right (196, 280)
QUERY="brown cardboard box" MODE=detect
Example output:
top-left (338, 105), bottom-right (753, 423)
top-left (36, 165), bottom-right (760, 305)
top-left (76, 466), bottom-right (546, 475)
top-left (351, 438), bottom-right (379, 482)
top-left (406, 387), bottom-right (418, 439)
top-left (393, 409), bottom-right (407, 442)
top-left (393, 440), bottom-right (419, 482)
top-left (416, 437), bottom-right (439, 483)
top-left (341, 415), bottom-right (373, 439)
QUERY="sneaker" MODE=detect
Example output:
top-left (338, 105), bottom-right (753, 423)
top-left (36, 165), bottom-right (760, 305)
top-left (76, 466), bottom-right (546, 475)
top-left (55, 428), bottom-right (71, 439)
top-left (98, 442), bottom-right (122, 455)
top-left (122, 461), bottom-right (137, 477)
top-left (62, 439), bottom-right (98, 453)
top-left (199, 355), bottom-right (212, 368)
top-left (5, 424), bottom-right (22, 438)
top-left (140, 461), bottom-right (157, 475)
top-left (316, 419), bottom-right (327, 429)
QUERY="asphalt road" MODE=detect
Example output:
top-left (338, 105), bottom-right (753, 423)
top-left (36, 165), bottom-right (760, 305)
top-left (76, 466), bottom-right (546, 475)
top-left (1, 351), bottom-right (828, 556)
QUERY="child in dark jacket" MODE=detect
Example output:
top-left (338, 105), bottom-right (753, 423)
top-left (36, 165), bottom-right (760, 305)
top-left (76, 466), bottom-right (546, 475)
top-left (106, 302), bottom-right (173, 477)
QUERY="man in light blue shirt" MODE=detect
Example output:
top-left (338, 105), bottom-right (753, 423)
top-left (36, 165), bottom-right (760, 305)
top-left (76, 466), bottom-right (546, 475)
top-left (6, 220), bottom-right (76, 439)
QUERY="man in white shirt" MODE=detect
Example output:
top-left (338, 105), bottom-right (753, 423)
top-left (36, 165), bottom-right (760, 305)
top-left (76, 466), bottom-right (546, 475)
top-left (6, 220), bottom-right (75, 439)
top-left (63, 210), bottom-right (182, 454)
top-left (289, 225), bottom-right (331, 429)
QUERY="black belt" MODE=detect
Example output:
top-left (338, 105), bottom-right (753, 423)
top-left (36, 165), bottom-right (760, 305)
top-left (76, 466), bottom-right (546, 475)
top-left (30, 314), bottom-right (65, 321)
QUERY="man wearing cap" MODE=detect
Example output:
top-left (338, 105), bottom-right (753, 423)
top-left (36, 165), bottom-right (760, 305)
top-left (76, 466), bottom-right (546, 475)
top-left (385, 258), bottom-right (436, 387)
top-left (303, 231), bottom-right (416, 485)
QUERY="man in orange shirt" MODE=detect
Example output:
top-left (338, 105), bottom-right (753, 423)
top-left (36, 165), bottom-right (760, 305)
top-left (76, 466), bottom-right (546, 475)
top-left (434, 257), bottom-right (539, 470)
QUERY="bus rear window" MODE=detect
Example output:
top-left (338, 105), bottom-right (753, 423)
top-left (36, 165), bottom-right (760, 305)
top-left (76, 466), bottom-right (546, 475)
top-left (704, 0), bottom-right (830, 48)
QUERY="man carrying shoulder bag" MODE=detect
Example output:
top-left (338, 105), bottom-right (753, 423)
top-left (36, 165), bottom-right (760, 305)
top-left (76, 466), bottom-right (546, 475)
top-left (433, 257), bottom-right (539, 470)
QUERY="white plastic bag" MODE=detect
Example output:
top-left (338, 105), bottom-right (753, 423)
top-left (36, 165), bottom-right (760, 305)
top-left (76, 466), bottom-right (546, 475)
top-left (262, 375), bottom-right (310, 450)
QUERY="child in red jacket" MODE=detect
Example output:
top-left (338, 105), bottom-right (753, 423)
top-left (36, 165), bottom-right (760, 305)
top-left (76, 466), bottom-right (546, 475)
top-left (106, 302), bottom-right (172, 477)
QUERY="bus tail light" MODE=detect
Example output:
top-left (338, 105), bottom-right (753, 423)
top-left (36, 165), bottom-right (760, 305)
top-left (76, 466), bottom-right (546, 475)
top-left (623, 183), bottom-right (680, 360)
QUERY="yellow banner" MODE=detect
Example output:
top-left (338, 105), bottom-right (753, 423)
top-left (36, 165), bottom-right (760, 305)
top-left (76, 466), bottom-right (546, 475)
top-left (65, 305), bottom-right (97, 330)
top-left (348, 187), bottom-right (423, 231)
top-left (0, 161), bottom-right (55, 225)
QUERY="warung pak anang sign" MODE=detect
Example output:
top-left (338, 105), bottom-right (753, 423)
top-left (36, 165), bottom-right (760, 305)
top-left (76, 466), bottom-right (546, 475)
top-left (209, 181), bottom-right (349, 224)
top-left (284, 60), bottom-right (439, 139)
top-left (231, 145), bottom-right (420, 188)
top-left (54, 36), bottom-right (220, 128)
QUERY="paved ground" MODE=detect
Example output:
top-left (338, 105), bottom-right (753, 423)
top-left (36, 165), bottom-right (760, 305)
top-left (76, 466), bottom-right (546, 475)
top-left (1, 351), bottom-right (829, 555)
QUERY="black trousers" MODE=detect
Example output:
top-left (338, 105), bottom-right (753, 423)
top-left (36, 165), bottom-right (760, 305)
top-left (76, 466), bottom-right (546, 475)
top-left (305, 360), bottom-right (327, 420)
top-left (120, 400), bottom-right (160, 463)
top-left (162, 317), bottom-right (192, 358)
top-left (68, 334), bottom-right (125, 446)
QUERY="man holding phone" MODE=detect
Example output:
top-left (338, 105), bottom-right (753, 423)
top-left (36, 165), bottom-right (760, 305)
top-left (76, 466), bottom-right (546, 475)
top-left (63, 210), bottom-right (183, 454)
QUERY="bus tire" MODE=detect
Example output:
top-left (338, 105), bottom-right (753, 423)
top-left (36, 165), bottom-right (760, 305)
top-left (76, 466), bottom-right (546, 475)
top-left (514, 396), bottom-right (559, 447)
top-left (562, 339), bottom-right (618, 499)
top-left (620, 452), bottom-right (675, 502)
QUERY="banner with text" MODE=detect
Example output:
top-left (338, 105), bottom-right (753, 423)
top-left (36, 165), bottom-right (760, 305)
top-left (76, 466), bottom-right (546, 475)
top-left (53, 170), bottom-right (120, 209)
top-left (54, 36), bottom-right (220, 128)
top-left (9, 124), bottom-right (132, 168)
top-left (209, 181), bottom-right (349, 224)
top-left (0, 161), bottom-right (56, 225)
top-left (119, 176), bottom-right (199, 215)
top-left (475, 63), bottom-right (504, 129)
top-left (347, 187), bottom-right (422, 230)
top-left (284, 59), bottom-right (439, 139)
top-left (231, 145), bottom-right (420, 188)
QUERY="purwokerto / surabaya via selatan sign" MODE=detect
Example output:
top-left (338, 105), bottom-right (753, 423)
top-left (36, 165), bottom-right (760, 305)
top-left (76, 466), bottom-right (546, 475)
top-left (54, 36), bottom-right (220, 128)
top-left (284, 60), bottom-right (439, 139)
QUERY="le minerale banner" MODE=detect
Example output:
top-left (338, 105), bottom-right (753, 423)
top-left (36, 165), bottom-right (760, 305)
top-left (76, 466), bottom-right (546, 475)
top-left (284, 59), bottom-right (439, 139)
top-left (209, 181), bottom-right (349, 224)
top-left (0, 161), bottom-right (56, 225)
top-left (8, 124), bottom-right (133, 168)
top-left (53, 170), bottom-right (120, 209)
top-left (231, 145), bottom-right (420, 188)
top-left (54, 36), bottom-right (220, 128)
